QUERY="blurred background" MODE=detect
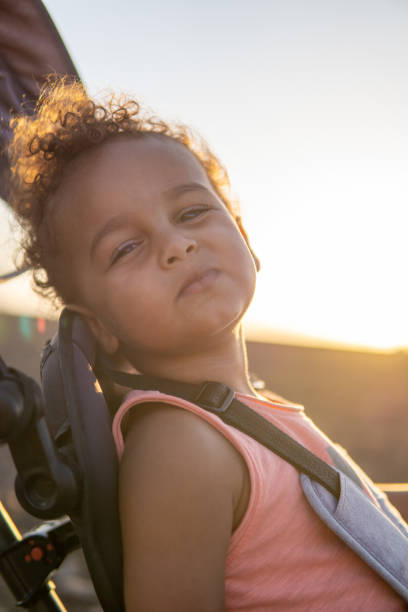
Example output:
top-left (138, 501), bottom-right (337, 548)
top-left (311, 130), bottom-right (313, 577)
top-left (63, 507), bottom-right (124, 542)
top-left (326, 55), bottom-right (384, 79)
top-left (1, 0), bottom-right (407, 609)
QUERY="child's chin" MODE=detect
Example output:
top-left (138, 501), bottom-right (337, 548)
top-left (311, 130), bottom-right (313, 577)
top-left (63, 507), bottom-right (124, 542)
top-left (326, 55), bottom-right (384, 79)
top-left (192, 310), bottom-right (244, 341)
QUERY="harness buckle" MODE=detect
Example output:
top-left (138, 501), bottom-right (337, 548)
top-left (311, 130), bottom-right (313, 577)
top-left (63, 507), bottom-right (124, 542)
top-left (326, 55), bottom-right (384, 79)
top-left (194, 382), bottom-right (234, 413)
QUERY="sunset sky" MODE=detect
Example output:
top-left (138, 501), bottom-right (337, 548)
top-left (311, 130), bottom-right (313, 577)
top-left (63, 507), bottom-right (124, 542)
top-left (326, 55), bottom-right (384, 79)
top-left (0, 0), bottom-right (407, 351)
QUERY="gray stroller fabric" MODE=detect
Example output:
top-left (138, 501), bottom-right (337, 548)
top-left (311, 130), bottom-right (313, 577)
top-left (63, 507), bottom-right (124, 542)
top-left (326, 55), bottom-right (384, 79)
top-left (301, 472), bottom-right (408, 601)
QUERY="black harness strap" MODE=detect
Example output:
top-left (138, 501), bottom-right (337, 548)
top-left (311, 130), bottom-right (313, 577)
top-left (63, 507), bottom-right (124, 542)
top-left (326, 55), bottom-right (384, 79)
top-left (103, 369), bottom-right (341, 500)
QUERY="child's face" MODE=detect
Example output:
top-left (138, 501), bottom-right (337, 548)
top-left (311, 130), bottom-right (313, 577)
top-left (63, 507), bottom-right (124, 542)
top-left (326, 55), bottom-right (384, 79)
top-left (52, 135), bottom-right (257, 366)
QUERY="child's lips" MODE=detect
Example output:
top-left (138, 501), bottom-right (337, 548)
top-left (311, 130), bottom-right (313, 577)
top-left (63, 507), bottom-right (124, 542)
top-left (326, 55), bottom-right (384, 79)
top-left (178, 268), bottom-right (219, 298)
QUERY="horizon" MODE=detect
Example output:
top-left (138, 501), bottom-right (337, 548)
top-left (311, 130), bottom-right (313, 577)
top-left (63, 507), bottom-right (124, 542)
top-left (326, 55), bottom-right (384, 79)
top-left (0, 299), bottom-right (405, 356)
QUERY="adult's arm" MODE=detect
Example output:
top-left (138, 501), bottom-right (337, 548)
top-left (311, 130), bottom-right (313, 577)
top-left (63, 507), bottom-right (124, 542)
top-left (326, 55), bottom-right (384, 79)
top-left (0, 0), bottom-right (80, 202)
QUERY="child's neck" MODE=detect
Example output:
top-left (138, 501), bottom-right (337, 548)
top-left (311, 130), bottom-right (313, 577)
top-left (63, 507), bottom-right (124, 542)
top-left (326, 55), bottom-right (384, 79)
top-left (126, 327), bottom-right (257, 397)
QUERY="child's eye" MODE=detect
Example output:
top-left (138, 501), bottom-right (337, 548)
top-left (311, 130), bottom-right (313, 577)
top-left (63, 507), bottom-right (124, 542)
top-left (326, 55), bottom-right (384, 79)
top-left (111, 239), bottom-right (141, 265)
top-left (179, 206), bottom-right (210, 222)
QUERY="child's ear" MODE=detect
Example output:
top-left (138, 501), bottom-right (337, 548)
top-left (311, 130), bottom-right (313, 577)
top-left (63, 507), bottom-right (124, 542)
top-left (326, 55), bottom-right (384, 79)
top-left (65, 304), bottom-right (120, 355)
top-left (235, 216), bottom-right (261, 272)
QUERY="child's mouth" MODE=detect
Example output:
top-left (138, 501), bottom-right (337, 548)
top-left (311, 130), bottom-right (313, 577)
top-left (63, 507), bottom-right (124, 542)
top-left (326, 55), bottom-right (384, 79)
top-left (178, 268), bottom-right (219, 298)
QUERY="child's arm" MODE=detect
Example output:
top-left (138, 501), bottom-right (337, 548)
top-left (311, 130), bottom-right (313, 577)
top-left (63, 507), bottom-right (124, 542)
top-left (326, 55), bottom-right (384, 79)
top-left (118, 402), bottom-right (248, 611)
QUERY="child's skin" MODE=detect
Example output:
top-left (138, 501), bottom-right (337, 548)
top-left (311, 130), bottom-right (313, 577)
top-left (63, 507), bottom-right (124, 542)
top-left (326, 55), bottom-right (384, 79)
top-left (49, 133), bottom-right (258, 610)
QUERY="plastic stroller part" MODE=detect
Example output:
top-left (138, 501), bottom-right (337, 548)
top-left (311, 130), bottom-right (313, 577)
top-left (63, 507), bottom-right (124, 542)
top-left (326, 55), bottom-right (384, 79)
top-left (0, 502), bottom-right (78, 611)
top-left (0, 352), bottom-right (80, 610)
top-left (40, 309), bottom-right (124, 611)
top-left (0, 356), bottom-right (80, 521)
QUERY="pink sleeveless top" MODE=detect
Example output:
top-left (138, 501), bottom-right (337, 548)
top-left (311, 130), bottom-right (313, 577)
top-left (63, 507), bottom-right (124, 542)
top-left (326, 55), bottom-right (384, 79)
top-left (113, 389), bottom-right (405, 611)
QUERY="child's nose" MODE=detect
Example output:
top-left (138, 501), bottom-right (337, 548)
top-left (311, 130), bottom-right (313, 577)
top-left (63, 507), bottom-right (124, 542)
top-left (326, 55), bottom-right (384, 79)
top-left (160, 234), bottom-right (197, 268)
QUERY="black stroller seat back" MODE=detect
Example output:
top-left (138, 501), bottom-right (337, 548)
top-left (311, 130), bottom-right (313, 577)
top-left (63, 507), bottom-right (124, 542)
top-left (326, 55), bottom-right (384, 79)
top-left (40, 308), bottom-right (124, 611)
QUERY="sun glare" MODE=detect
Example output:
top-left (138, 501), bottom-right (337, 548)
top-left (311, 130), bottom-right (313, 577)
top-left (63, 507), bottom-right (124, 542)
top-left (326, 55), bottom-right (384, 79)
top-left (239, 159), bottom-right (407, 352)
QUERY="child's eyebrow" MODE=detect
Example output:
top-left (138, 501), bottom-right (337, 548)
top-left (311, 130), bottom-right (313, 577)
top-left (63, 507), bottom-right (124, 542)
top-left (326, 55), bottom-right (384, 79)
top-left (163, 182), bottom-right (212, 199)
top-left (90, 214), bottom-right (130, 260)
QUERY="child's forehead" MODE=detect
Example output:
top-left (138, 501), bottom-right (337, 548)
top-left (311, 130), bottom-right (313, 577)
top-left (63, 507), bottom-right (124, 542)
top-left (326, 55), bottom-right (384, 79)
top-left (50, 134), bottom-right (218, 244)
top-left (59, 134), bottom-right (212, 199)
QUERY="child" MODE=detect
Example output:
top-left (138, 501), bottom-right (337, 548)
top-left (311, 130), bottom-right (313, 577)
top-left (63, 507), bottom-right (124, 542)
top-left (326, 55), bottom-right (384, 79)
top-left (8, 79), bottom-right (408, 611)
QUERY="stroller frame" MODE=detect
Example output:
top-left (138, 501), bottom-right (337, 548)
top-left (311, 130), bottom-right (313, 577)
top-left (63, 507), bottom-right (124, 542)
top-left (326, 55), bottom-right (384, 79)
top-left (1, 309), bottom-right (124, 610)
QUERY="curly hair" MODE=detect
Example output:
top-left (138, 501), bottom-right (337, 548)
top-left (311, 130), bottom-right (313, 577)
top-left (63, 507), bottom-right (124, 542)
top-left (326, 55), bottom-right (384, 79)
top-left (8, 77), bottom-right (237, 306)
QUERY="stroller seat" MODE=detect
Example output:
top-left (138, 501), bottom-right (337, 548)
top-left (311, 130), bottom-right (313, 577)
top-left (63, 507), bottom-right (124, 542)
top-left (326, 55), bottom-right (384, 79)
top-left (40, 308), bottom-right (124, 611)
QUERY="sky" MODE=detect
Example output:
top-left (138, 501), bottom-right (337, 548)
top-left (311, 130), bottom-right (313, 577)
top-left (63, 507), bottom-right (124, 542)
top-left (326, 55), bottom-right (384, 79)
top-left (0, 0), bottom-right (407, 351)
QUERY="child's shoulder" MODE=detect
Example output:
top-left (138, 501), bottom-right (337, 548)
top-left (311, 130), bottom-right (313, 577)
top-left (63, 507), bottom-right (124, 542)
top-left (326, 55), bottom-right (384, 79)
top-left (123, 399), bottom-right (239, 453)
top-left (121, 402), bottom-right (248, 518)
